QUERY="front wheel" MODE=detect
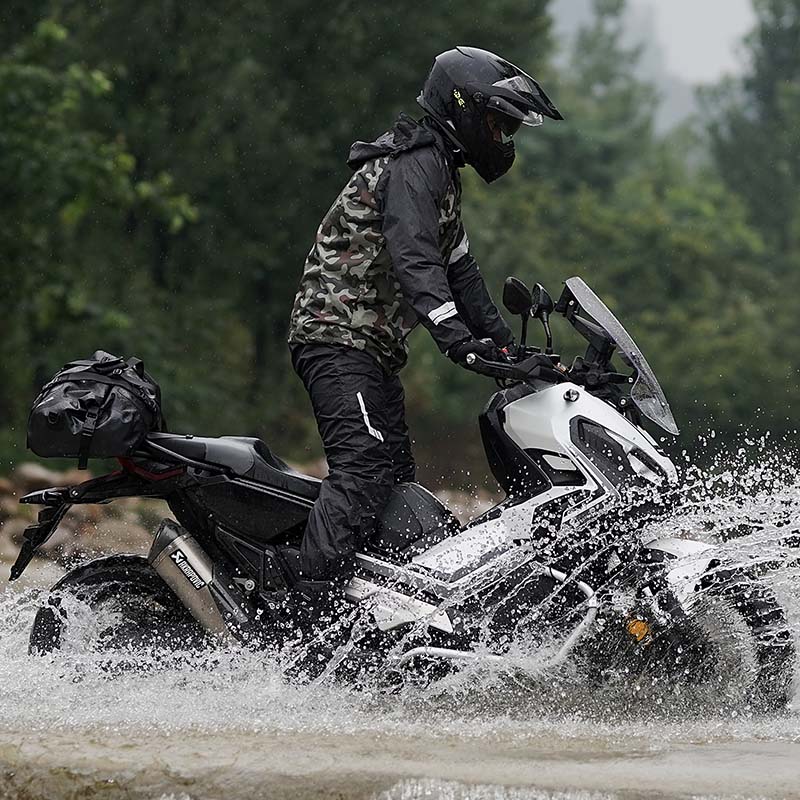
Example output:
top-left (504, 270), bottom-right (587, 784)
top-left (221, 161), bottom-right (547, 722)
top-left (30, 555), bottom-right (208, 656)
top-left (580, 570), bottom-right (795, 713)
top-left (697, 569), bottom-right (796, 712)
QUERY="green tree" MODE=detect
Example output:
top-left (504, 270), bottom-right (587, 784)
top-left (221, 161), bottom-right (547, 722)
top-left (705, 0), bottom-right (800, 258)
top-left (41, 0), bottom-right (552, 457)
top-left (702, 0), bottom-right (800, 438)
top-left (522, 0), bottom-right (657, 195)
top-left (3, 0), bottom-right (791, 485)
top-left (0, 19), bottom-right (193, 467)
top-left (457, 0), bottom-right (783, 449)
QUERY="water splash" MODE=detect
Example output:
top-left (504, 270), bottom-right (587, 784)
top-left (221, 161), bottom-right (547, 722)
top-left (0, 440), bottom-right (799, 748)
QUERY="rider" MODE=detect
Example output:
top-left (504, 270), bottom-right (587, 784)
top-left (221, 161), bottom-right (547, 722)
top-left (287, 46), bottom-right (563, 612)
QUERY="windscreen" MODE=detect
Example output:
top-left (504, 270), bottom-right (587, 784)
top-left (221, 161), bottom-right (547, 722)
top-left (565, 277), bottom-right (679, 435)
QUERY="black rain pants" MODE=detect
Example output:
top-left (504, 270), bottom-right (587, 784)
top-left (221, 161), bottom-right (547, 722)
top-left (290, 343), bottom-right (415, 581)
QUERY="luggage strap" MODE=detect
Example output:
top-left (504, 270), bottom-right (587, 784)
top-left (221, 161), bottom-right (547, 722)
top-left (77, 406), bottom-right (100, 471)
top-left (44, 371), bottom-right (160, 416)
top-left (64, 357), bottom-right (144, 376)
top-left (77, 385), bottom-right (111, 470)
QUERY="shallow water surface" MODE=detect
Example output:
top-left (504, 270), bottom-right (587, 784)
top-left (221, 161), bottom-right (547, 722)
top-left (1, 449), bottom-right (799, 799)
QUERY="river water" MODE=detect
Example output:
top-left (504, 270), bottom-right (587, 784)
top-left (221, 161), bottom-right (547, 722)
top-left (1, 444), bottom-right (799, 800)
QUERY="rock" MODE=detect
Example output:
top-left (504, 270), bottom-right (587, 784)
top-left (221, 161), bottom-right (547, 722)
top-left (12, 462), bottom-right (91, 494)
top-left (0, 518), bottom-right (29, 560)
top-left (0, 479), bottom-right (155, 574)
top-left (52, 516), bottom-right (151, 567)
top-left (64, 503), bottom-right (104, 526)
top-left (0, 476), bottom-right (19, 523)
top-left (61, 468), bottom-right (92, 486)
top-left (0, 495), bottom-right (19, 523)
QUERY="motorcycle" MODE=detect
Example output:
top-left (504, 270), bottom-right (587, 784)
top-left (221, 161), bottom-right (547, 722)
top-left (10, 276), bottom-right (795, 708)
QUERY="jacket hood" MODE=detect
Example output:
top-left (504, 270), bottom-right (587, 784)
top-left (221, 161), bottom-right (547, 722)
top-left (347, 113), bottom-right (441, 169)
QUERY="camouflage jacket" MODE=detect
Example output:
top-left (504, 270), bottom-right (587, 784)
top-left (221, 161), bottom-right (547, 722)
top-left (288, 114), bottom-right (512, 374)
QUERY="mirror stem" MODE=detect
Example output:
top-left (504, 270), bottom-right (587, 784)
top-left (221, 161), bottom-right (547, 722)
top-left (520, 314), bottom-right (529, 347)
top-left (542, 313), bottom-right (553, 354)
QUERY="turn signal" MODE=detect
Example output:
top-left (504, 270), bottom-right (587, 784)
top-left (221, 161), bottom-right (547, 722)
top-left (625, 618), bottom-right (651, 643)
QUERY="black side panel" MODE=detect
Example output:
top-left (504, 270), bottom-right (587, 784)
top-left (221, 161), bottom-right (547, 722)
top-left (479, 388), bottom-right (550, 499)
top-left (213, 528), bottom-right (296, 591)
top-left (189, 480), bottom-right (310, 546)
top-left (570, 417), bottom-right (637, 489)
top-left (368, 483), bottom-right (460, 560)
top-left (525, 449), bottom-right (587, 487)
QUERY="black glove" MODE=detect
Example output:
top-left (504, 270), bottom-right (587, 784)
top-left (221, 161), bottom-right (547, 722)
top-left (523, 352), bottom-right (567, 382)
top-left (448, 337), bottom-right (503, 367)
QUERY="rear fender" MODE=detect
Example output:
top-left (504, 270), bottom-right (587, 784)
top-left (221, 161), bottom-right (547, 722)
top-left (11, 467), bottom-right (185, 582)
top-left (29, 555), bottom-right (170, 654)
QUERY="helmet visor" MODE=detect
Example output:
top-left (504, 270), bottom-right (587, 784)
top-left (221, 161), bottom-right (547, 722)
top-left (492, 74), bottom-right (549, 126)
top-left (487, 110), bottom-right (522, 137)
top-left (487, 94), bottom-right (543, 129)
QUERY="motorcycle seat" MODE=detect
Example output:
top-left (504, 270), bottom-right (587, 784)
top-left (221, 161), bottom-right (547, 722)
top-left (145, 432), bottom-right (321, 501)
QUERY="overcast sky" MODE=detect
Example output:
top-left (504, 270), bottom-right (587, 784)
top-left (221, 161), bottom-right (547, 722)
top-left (629, 0), bottom-right (755, 83)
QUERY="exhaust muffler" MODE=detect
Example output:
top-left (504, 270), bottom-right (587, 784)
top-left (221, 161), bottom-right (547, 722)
top-left (148, 519), bottom-right (253, 643)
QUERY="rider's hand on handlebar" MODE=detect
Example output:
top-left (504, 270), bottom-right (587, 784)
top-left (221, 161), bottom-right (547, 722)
top-left (448, 338), bottom-right (504, 369)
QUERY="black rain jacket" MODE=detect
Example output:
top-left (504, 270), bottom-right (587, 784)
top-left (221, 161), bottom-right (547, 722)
top-left (288, 114), bottom-right (512, 373)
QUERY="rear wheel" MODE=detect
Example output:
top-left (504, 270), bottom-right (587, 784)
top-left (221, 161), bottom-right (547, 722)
top-left (30, 555), bottom-right (208, 657)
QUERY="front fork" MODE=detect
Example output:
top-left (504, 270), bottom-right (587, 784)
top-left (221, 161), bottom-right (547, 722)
top-left (599, 544), bottom-right (708, 645)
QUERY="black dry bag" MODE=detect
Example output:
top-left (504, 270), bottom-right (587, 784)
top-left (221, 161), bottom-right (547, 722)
top-left (27, 350), bottom-right (164, 469)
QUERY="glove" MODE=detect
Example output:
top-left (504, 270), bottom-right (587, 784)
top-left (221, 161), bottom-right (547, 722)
top-left (448, 337), bottom-right (503, 367)
top-left (524, 352), bottom-right (567, 382)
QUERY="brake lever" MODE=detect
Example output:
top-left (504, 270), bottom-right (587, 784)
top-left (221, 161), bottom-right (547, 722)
top-left (464, 353), bottom-right (516, 379)
top-left (465, 353), bottom-right (570, 384)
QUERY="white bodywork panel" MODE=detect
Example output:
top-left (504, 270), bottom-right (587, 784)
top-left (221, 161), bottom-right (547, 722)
top-left (352, 384), bottom-right (688, 631)
top-left (345, 576), bottom-right (453, 633)
top-left (503, 383), bottom-right (676, 483)
top-left (409, 384), bottom-right (676, 586)
top-left (411, 484), bottom-right (579, 581)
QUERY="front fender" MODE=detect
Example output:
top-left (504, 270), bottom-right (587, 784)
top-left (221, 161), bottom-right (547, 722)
top-left (644, 537), bottom-right (716, 606)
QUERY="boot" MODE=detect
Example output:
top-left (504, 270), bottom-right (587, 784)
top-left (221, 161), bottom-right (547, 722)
top-left (287, 579), bottom-right (348, 636)
top-left (280, 580), bottom-right (351, 679)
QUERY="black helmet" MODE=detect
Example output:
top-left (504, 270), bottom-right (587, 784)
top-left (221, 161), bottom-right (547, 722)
top-left (417, 46), bottom-right (563, 183)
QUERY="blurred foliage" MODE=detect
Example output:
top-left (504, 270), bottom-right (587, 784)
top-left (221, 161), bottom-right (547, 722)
top-left (1, 0), bottom-right (799, 487)
top-left (0, 20), bottom-right (192, 444)
top-left (704, 0), bottom-right (800, 258)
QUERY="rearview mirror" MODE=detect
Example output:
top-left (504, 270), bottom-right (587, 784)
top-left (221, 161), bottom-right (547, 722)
top-left (531, 284), bottom-right (554, 320)
top-left (503, 277), bottom-right (533, 316)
